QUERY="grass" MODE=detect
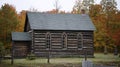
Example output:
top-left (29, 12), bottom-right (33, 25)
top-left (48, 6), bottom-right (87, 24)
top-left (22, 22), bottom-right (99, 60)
top-left (0, 53), bottom-right (120, 67)
top-left (91, 53), bottom-right (120, 62)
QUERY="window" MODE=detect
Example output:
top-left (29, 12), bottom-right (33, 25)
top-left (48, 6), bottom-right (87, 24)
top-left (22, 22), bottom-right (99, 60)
top-left (62, 32), bottom-right (67, 48)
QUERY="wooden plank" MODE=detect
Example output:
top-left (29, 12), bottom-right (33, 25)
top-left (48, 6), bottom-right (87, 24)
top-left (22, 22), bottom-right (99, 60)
top-left (67, 39), bottom-right (77, 41)
top-left (34, 40), bottom-right (46, 43)
top-left (34, 45), bottom-right (46, 46)
top-left (83, 44), bottom-right (93, 47)
top-left (51, 40), bottom-right (61, 43)
top-left (67, 41), bottom-right (78, 44)
top-left (51, 35), bottom-right (61, 37)
top-left (51, 43), bottom-right (62, 45)
top-left (67, 43), bottom-right (77, 46)
top-left (34, 42), bottom-right (46, 45)
top-left (34, 38), bottom-right (46, 39)
top-left (51, 32), bottom-right (62, 35)
top-left (34, 46), bottom-right (46, 49)
top-left (34, 44), bottom-right (46, 46)
top-left (51, 46), bottom-right (62, 49)
top-left (51, 38), bottom-right (61, 40)
top-left (67, 44), bottom-right (78, 46)
top-left (34, 38), bottom-right (46, 40)
top-left (67, 46), bottom-right (77, 49)
top-left (83, 36), bottom-right (92, 39)
top-left (34, 33), bottom-right (46, 35)
top-left (34, 34), bottom-right (46, 38)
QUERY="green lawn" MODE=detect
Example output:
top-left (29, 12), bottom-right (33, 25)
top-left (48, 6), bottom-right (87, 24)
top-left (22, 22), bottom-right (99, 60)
top-left (0, 53), bottom-right (120, 67)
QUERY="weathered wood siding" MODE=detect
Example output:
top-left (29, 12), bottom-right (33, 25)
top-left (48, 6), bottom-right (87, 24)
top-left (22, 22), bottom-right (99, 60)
top-left (32, 30), bottom-right (94, 57)
top-left (14, 41), bottom-right (31, 57)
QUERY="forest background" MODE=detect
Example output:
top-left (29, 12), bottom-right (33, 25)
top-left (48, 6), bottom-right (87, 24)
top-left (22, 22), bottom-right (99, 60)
top-left (0, 0), bottom-right (120, 56)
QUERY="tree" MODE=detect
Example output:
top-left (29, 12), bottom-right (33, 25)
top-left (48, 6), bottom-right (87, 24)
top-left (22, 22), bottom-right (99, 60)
top-left (72, 0), bottom-right (82, 14)
top-left (72, 0), bottom-right (94, 14)
top-left (107, 11), bottom-right (120, 55)
top-left (100, 0), bottom-right (117, 54)
top-left (45, 9), bottom-right (66, 14)
top-left (29, 8), bottom-right (38, 12)
top-left (17, 10), bottom-right (26, 32)
top-left (0, 4), bottom-right (19, 49)
top-left (73, 0), bottom-right (120, 53)
top-left (89, 4), bottom-right (109, 52)
top-left (82, 0), bottom-right (94, 13)
top-left (53, 0), bottom-right (61, 13)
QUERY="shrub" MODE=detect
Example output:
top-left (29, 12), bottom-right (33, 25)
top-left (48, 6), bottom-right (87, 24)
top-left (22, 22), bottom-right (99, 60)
top-left (26, 53), bottom-right (36, 60)
top-left (0, 42), bottom-right (5, 57)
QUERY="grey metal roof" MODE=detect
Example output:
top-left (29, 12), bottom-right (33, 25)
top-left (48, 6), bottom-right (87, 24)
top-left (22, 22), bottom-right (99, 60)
top-left (27, 12), bottom-right (96, 31)
top-left (12, 32), bottom-right (31, 41)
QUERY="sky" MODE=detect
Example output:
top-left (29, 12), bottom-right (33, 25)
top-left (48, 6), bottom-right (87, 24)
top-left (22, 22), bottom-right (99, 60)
top-left (0, 0), bottom-right (120, 13)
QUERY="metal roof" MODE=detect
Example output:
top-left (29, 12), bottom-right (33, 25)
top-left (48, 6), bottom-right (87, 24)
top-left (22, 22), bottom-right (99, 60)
top-left (27, 12), bottom-right (96, 31)
top-left (12, 32), bottom-right (31, 41)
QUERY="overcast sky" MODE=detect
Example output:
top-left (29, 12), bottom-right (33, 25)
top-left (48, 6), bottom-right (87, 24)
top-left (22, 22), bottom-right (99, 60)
top-left (0, 0), bottom-right (120, 13)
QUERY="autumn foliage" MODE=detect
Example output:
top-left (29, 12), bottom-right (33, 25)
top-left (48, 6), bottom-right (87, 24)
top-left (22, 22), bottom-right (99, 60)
top-left (89, 4), bottom-right (120, 52)
top-left (0, 3), bottom-right (120, 53)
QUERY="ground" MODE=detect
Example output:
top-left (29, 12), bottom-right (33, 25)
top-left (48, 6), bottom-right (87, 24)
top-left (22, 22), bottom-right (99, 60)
top-left (0, 53), bottom-right (120, 67)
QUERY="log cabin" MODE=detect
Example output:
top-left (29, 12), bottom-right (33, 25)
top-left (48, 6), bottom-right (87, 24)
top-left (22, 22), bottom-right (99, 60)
top-left (12, 12), bottom-right (96, 58)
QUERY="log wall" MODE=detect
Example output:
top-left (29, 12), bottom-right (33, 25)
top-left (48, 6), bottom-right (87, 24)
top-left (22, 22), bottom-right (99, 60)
top-left (32, 30), bottom-right (94, 57)
top-left (14, 41), bottom-right (31, 57)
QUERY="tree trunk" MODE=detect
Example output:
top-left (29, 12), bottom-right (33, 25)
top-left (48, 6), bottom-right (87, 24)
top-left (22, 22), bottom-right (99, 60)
top-left (114, 45), bottom-right (118, 55)
top-left (104, 45), bottom-right (108, 55)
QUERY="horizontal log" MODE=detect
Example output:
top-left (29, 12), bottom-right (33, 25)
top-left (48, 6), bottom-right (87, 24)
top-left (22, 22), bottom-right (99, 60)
top-left (67, 46), bottom-right (78, 49)
top-left (34, 46), bottom-right (46, 48)
top-left (34, 38), bottom-right (46, 39)
top-left (67, 44), bottom-right (77, 46)
top-left (67, 41), bottom-right (78, 44)
top-left (34, 49), bottom-right (82, 52)
top-left (51, 43), bottom-right (62, 46)
top-left (34, 38), bottom-right (46, 40)
top-left (51, 35), bottom-right (61, 37)
top-left (34, 33), bottom-right (46, 35)
top-left (51, 38), bottom-right (62, 41)
top-left (82, 47), bottom-right (93, 49)
top-left (34, 40), bottom-right (46, 43)
top-left (51, 33), bottom-right (62, 35)
top-left (34, 35), bottom-right (46, 38)
top-left (34, 43), bottom-right (46, 45)
top-left (51, 46), bottom-right (62, 48)
top-left (51, 40), bottom-right (62, 42)
top-left (67, 39), bottom-right (77, 41)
